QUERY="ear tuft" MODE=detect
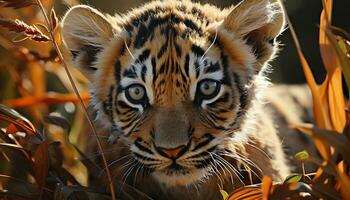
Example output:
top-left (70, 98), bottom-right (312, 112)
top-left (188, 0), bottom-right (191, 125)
top-left (223, 0), bottom-right (285, 66)
top-left (224, 0), bottom-right (284, 38)
top-left (61, 5), bottom-right (115, 79)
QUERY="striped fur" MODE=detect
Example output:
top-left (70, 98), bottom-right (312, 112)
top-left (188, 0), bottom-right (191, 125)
top-left (61, 0), bottom-right (312, 199)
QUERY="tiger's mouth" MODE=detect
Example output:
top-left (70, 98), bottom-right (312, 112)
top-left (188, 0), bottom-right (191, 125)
top-left (146, 150), bottom-right (217, 187)
top-left (130, 137), bottom-right (222, 187)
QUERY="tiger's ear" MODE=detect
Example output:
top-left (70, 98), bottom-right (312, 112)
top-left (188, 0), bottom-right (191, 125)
top-left (223, 0), bottom-right (285, 67)
top-left (61, 5), bottom-right (115, 79)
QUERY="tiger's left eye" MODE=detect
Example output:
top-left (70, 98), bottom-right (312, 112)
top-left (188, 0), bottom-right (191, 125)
top-left (125, 84), bottom-right (146, 104)
top-left (198, 79), bottom-right (221, 99)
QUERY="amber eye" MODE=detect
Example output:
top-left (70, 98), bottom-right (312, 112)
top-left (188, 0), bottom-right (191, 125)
top-left (198, 79), bottom-right (221, 99)
top-left (125, 84), bottom-right (146, 104)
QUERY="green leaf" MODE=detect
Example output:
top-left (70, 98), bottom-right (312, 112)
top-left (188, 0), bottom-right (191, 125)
top-left (294, 150), bottom-right (309, 161)
top-left (284, 173), bottom-right (303, 183)
top-left (220, 189), bottom-right (229, 200)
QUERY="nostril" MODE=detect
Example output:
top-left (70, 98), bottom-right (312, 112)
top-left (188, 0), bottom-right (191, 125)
top-left (155, 145), bottom-right (187, 158)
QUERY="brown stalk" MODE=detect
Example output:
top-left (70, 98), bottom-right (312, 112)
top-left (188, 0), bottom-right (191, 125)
top-left (33, 0), bottom-right (116, 199)
top-left (0, 18), bottom-right (50, 42)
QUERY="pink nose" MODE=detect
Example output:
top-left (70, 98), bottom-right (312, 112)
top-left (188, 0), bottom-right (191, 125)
top-left (156, 145), bottom-right (187, 158)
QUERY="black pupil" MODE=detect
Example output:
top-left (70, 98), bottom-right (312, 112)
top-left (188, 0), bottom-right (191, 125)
top-left (204, 83), bottom-right (210, 90)
top-left (134, 88), bottom-right (140, 95)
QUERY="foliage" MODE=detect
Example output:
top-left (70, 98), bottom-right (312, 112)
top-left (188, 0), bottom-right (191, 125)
top-left (0, 0), bottom-right (349, 199)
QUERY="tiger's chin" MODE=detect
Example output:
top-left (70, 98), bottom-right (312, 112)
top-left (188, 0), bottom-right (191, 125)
top-left (152, 167), bottom-right (210, 187)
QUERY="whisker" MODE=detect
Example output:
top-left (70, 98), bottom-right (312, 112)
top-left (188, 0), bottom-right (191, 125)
top-left (200, 27), bottom-right (218, 63)
top-left (133, 162), bottom-right (143, 186)
top-left (121, 160), bottom-right (137, 186)
top-left (207, 158), bottom-right (224, 189)
top-left (124, 39), bottom-right (136, 60)
top-left (212, 152), bottom-right (245, 185)
top-left (210, 152), bottom-right (234, 186)
top-left (218, 151), bottom-right (262, 181)
top-left (245, 142), bottom-right (272, 161)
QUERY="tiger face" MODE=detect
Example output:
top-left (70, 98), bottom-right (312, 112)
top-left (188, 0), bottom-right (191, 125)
top-left (62, 0), bottom-right (284, 187)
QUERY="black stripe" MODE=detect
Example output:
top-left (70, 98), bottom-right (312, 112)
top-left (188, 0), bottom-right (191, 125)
top-left (114, 60), bottom-right (121, 82)
top-left (204, 62), bottom-right (220, 74)
top-left (157, 42), bottom-right (168, 59)
top-left (207, 92), bottom-right (229, 108)
top-left (233, 72), bottom-right (248, 117)
top-left (192, 134), bottom-right (215, 151)
top-left (159, 63), bottom-right (166, 74)
top-left (123, 67), bottom-right (137, 78)
top-left (194, 61), bottom-right (200, 78)
top-left (184, 18), bottom-right (202, 35)
top-left (137, 49), bottom-right (151, 63)
top-left (116, 100), bottom-right (135, 110)
top-left (102, 86), bottom-right (114, 123)
top-left (184, 54), bottom-right (190, 77)
top-left (174, 41), bottom-right (182, 57)
top-left (135, 138), bottom-right (154, 155)
top-left (152, 57), bottom-right (157, 84)
top-left (134, 23), bottom-right (151, 48)
top-left (134, 152), bottom-right (157, 161)
top-left (220, 52), bottom-right (231, 86)
top-left (120, 118), bottom-right (138, 131)
top-left (191, 44), bottom-right (205, 56)
top-left (141, 64), bottom-right (147, 82)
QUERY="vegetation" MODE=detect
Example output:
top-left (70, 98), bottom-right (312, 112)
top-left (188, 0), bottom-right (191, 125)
top-left (0, 0), bottom-right (349, 199)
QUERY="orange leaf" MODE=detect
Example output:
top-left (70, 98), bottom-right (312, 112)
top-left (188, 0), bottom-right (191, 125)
top-left (319, 0), bottom-right (336, 75)
top-left (327, 68), bottom-right (346, 132)
top-left (228, 186), bottom-right (262, 200)
top-left (318, 0), bottom-right (346, 132)
top-left (5, 93), bottom-right (90, 108)
top-left (336, 165), bottom-right (350, 200)
top-left (262, 176), bottom-right (272, 200)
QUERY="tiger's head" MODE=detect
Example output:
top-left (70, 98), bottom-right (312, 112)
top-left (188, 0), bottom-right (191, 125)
top-left (61, 0), bottom-right (284, 187)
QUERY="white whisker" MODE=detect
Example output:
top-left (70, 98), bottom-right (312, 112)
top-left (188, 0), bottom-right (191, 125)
top-left (200, 27), bottom-right (218, 63)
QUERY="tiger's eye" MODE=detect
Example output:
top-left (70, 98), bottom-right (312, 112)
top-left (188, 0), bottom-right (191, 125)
top-left (198, 80), bottom-right (220, 99)
top-left (126, 84), bottom-right (146, 103)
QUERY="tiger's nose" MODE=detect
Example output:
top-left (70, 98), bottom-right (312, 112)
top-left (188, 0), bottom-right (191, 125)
top-left (155, 145), bottom-right (187, 159)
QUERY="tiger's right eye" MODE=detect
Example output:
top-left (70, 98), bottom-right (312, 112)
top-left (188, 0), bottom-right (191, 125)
top-left (125, 84), bottom-right (146, 104)
top-left (197, 79), bottom-right (221, 100)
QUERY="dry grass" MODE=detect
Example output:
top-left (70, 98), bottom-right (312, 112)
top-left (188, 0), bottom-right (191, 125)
top-left (0, 0), bottom-right (349, 199)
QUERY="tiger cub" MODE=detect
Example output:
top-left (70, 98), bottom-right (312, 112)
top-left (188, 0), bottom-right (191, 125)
top-left (61, 0), bottom-right (313, 199)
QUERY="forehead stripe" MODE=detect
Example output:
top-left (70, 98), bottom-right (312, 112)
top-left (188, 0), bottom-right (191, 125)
top-left (136, 49), bottom-right (151, 63)
top-left (134, 23), bottom-right (151, 48)
top-left (157, 42), bottom-right (168, 59)
top-left (141, 64), bottom-right (147, 82)
top-left (191, 44), bottom-right (205, 56)
top-left (204, 62), bottom-right (220, 74)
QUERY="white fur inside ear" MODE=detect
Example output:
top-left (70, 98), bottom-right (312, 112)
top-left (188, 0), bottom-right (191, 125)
top-left (223, 0), bottom-right (285, 38)
top-left (61, 5), bottom-right (117, 79)
top-left (61, 5), bottom-right (114, 50)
